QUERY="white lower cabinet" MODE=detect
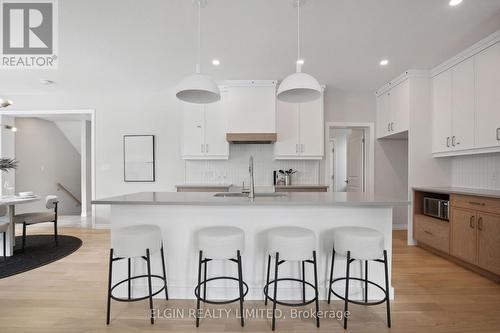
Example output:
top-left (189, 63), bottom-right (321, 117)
top-left (181, 90), bottom-right (229, 160)
top-left (274, 93), bottom-right (324, 159)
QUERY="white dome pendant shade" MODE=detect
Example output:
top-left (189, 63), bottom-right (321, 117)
top-left (277, 0), bottom-right (321, 103)
top-left (176, 0), bottom-right (220, 104)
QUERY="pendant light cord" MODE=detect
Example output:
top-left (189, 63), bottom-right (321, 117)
top-left (297, 1), bottom-right (300, 62)
top-left (197, 0), bottom-right (201, 73)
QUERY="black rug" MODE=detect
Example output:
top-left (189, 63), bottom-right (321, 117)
top-left (0, 235), bottom-right (82, 279)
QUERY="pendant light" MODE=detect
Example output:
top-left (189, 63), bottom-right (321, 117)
top-left (277, 0), bottom-right (321, 103)
top-left (0, 98), bottom-right (13, 108)
top-left (176, 0), bottom-right (220, 104)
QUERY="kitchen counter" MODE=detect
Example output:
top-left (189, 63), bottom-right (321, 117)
top-left (413, 186), bottom-right (500, 199)
top-left (274, 184), bottom-right (329, 192)
top-left (175, 184), bottom-right (232, 192)
top-left (93, 191), bottom-right (408, 207)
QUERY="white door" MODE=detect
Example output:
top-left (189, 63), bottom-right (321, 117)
top-left (451, 57), bottom-right (475, 151)
top-left (181, 102), bottom-right (205, 158)
top-left (432, 70), bottom-right (453, 153)
top-left (204, 89), bottom-right (229, 159)
top-left (274, 100), bottom-right (300, 157)
top-left (391, 80), bottom-right (410, 134)
top-left (346, 129), bottom-right (364, 192)
top-left (376, 92), bottom-right (391, 138)
top-left (475, 42), bottom-right (500, 149)
top-left (298, 94), bottom-right (324, 157)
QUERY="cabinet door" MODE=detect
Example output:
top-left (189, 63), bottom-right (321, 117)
top-left (274, 100), bottom-right (300, 157)
top-left (432, 70), bottom-right (453, 153)
top-left (475, 42), bottom-right (500, 149)
top-left (298, 94), bottom-right (324, 157)
top-left (477, 212), bottom-right (500, 275)
top-left (376, 92), bottom-right (391, 139)
top-left (181, 102), bottom-right (205, 158)
top-left (451, 207), bottom-right (477, 265)
top-left (391, 80), bottom-right (410, 134)
top-left (204, 89), bottom-right (229, 159)
top-left (451, 57), bottom-right (475, 151)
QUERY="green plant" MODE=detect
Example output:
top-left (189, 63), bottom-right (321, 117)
top-left (0, 158), bottom-right (17, 172)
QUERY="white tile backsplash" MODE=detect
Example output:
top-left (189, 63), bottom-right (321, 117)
top-left (184, 145), bottom-right (320, 186)
top-left (451, 153), bottom-right (500, 189)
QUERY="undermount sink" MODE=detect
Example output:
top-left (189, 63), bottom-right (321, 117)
top-left (213, 192), bottom-right (287, 198)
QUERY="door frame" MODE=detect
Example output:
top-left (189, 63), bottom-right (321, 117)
top-left (324, 122), bottom-right (375, 193)
top-left (0, 109), bottom-right (96, 227)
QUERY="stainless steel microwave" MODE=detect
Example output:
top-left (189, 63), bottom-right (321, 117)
top-left (423, 197), bottom-right (449, 221)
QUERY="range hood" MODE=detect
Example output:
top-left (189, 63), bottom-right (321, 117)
top-left (226, 133), bottom-right (277, 144)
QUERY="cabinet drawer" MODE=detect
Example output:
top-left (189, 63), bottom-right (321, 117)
top-left (415, 214), bottom-right (450, 254)
top-left (451, 194), bottom-right (500, 215)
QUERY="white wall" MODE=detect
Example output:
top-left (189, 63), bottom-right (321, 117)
top-left (14, 118), bottom-right (82, 215)
top-left (451, 153), bottom-right (500, 189)
top-left (0, 116), bottom-right (16, 199)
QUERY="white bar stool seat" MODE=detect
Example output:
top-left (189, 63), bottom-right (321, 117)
top-left (107, 224), bottom-right (169, 325)
top-left (195, 226), bottom-right (247, 327)
top-left (328, 226), bottom-right (391, 329)
top-left (264, 226), bottom-right (319, 331)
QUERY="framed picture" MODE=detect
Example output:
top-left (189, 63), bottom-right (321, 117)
top-left (123, 135), bottom-right (155, 182)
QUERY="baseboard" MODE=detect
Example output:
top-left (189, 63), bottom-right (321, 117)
top-left (94, 223), bottom-right (111, 229)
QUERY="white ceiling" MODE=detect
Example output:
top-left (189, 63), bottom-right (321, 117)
top-left (1, 0), bottom-right (500, 94)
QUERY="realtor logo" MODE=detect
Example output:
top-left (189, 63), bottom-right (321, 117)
top-left (1, 0), bottom-right (58, 68)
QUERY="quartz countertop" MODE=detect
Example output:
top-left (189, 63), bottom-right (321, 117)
top-left (274, 185), bottom-right (329, 189)
top-left (92, 191), bottom-right (409, 207)
top-left (413, 186), bottom-right (500, 199)
top-left (175, 184), bottom-right (232, 188)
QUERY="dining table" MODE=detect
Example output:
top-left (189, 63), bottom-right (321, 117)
top-left (0, 195), bottom-right (40, 256)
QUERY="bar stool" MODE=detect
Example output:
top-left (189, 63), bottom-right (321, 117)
top-left (327, 226), bottom-right (391, 329)
top-left (263, 226), bottom-right (319, 331)
top-left (195, 226), bottom-right (248, 327)
top-left (106, 224), bottom-right (169, 325)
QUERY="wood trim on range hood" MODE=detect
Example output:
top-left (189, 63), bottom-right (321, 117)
top-left (226, 133), bottom-right (277, 144)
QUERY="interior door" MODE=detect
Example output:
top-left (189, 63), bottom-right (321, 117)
top-left (477, 212), bottom-right (500, 275)
top-left (204, 89), bottom-right (229, 158)
top-left (451, 207), bottom-right (477, 264)
top-left (274, 100), bottom-right (299, 157)
top-left (475, 42), bottom-right (500, 149)
top-left (298, 94), bottom-right (324, 157)
top-left (432, 70), bottom-right (453, 153)
top-left (451, 57), bottom-right (475, 151)
top-left (181, 102), bottom-right (205, 158)
top-left (345, 129), bottom-right (364, 192)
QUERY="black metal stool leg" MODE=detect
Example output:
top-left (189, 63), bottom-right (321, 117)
top-left (3, 232), bottom-right (5, 259)
top-left (328, 244), bottom-right (335, 304)
top-left (237, 250), bottom-right (245, 327)
top-left (343, 251), bottom-right (351, 330)
top-left (54, 221), bottom-right (58, 247)
top-left (106, 249), bottom-right (113, 325)
top-left (364, 260), bottom-right (368, 303)
top-left (127, 258), bottom-right (131, 300)
top-left (302, 260), bottom-right (306, 303)
top-left (146, 249), bottom-right (154, 324)
top-left (203, 258), bottom-right (208, 301)
top-left (312, 251), bottom-right (320, 328)
top-left (271, 252), bottom-right (279, 331)
top-left (160, 245), bottom-right (169, 300)
top-left (383, 250), bottom-right (391, 328)
top-left (196, 250), bottom-right (202, 327)
top-left (22, 223), bottom-right (26, 252)
top-left (265, 255), bottom-right (271, 306)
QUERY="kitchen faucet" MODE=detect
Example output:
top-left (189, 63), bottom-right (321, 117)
top-left (249, 155), bottom-right (255, 199)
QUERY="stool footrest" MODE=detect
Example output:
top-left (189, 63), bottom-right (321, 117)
top-left (264, 278), bottom-right (318, 307)
top-left (195, 276), bottom-right (249, 305)
top-left (329, 277), bottom-right (388, 306)
top-left (110, 274), bottom-right (167, 302)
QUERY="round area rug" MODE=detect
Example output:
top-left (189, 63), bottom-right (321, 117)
top-left (0, 235), bottom-right (82, 279)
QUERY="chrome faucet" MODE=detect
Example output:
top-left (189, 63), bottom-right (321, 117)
top-left (248, 155), bottom-right (255, 199)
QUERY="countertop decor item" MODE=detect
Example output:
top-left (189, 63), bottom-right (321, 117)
top-left (175, 0), bottom-right (220, 104)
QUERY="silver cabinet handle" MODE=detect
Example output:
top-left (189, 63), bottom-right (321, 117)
top-left (452, 136), bottom-right (456, 147)
top-left (387, 123), bottom-right (391, 132)
top-left (391, 122), bottom-right (394, 132)
top-left (201, 144), bottom-right (204, 153)
top-left (205, 144), bottom-right (209, 153)
top-left (446, 137), bottom-right (450, 148)
top-left (497, 128), bottom-right (500, 141)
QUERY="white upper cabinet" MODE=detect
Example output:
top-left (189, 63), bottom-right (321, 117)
top-left (274, 92), bottom-right (324, 159)
top-left (181, 89), bottom-right (229, 160)
top-left (432, 70), bottom-right (452, 153)
top-left (225, 83), bottom-right (276, 133)
top-left (451, 57), bottom-right (475, 151)
top-left (376, 79), bottom-right (410, 139)
top-left (475, 42), bottom-right (500, 149)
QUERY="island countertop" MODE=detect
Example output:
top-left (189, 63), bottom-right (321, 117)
top-left (92, 191), bottom-right (409, 207)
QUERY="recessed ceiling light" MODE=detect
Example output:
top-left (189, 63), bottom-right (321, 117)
top-left (296, 59), bottom-right (304, 65)
top-left (380, 59), bottom-right (389, 66)
top-left (449, 0), bottom-right (463, 6)
top-left (40, 79), bottom-right (54, 85)
top-left (212, 59), bottom-right (220, 66)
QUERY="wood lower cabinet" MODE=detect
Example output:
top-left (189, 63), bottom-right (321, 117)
top-left (451, 207), bottom-right (477, 265)
top-left (478, 212), bottom-right (500, 275)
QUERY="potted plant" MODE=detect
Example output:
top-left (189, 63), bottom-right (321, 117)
top-left (0, 158), bottom-right (17, 172)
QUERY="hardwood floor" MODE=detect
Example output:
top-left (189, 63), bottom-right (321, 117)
top-left (1, 226), bottom-right (499, 333)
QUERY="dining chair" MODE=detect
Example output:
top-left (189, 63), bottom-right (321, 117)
top-left (14, 195), bottom-right (59, 251)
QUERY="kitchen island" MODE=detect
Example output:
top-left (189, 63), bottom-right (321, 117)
top-left (93, 191), bottom-right (408, 301)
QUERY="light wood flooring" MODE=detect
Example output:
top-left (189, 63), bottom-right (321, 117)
top-left (0, 225), bottom-right (499, 333)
